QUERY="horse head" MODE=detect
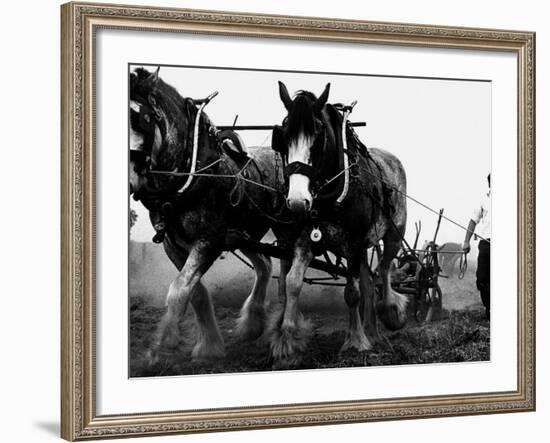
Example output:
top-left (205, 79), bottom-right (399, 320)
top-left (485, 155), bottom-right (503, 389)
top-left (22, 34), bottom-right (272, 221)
top-left (129, 67), bottom-right (198, 196)
top-left (276, 81), bottom-right (334, 214)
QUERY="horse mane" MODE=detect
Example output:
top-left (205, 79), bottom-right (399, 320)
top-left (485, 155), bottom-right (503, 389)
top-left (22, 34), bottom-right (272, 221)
top-left (294, 90), bottom-right (317, 101)
top-left (133, 67), bottom-right (153, 81)
top-left (131, 68), bottom-right (215, 131)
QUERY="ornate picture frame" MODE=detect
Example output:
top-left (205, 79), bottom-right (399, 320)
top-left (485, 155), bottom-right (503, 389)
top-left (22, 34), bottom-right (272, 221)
top-left (61, 1), bottom-right (535, 440)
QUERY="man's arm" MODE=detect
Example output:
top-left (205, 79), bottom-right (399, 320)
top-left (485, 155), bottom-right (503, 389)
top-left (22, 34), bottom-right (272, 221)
top-left (462, 219), bottom-right (477, 253)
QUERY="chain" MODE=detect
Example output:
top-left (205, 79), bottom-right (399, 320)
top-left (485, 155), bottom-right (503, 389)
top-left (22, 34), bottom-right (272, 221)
top-left (274, 150), bottom-right (285, 194)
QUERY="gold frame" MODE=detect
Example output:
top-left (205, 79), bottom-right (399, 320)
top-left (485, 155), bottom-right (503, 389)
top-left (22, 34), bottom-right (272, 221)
top-left (61, 1), bottom-right (536, 440)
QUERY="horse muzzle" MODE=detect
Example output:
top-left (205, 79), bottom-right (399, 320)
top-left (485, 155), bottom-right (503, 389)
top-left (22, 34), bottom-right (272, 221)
top-left (286, 197), bottom-right (312, 213)
top-left (286, 173), bottom-right (313, 213)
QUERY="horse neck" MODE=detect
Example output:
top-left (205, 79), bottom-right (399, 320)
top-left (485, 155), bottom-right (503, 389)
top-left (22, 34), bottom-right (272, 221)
top-left (318, 107), bottom-right (342, 179)
top-left (145, 100), bottom-right (221, 197)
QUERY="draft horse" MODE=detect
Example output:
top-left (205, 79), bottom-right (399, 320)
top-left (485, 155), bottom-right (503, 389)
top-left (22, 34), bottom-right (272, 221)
top-left (129, 67), bottom-right (284, 364)
top-left (270, 81), bottom-right (408, 366)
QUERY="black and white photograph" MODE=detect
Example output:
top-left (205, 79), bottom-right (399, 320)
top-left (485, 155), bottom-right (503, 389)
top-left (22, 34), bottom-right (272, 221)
top-left (1, 0), bottom-right (544, 440)
top-left (128, 63), bottom-right (491, 377)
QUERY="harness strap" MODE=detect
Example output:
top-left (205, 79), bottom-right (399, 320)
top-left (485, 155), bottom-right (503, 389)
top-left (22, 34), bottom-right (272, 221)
top-left (284, 161), bottom-right (317, 180)
top-left (335, 100), bottom-right (356, 205)
top-left (177, 91), bottom-right (218, 195)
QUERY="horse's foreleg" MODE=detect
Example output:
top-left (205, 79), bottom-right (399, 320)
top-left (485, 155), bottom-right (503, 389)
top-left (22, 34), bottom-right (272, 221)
top-left (148, 240), bottom-right (220, 365)
top-left (235, 250), bottom-right (272, 341)
top-left (377, 232), bottom-right (408, 331)
top-left (189, 282), bottom-right (225, 360)
top-left (269, 245), bottom-right (313, 368)
top-left (278, 259), bottom-right (291, 305)
top-left (359, 258), bottom-right (382, 345)
top-left (341, 265), bottom-right (372, 353)
top-left (161, 237), bottom-right (224, 361)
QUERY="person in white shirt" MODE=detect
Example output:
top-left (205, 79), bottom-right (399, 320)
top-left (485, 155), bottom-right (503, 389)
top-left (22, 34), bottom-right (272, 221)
top-left (462, 174), bottom-right (491, 320)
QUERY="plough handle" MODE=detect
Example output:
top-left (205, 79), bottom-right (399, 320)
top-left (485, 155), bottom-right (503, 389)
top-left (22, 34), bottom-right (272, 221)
top-left (432, 209), bottom-right (444, 244)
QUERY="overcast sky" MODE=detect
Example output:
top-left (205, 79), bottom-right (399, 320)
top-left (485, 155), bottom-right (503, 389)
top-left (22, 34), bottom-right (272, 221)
top-left (130, 64), bottom-right (490, 246)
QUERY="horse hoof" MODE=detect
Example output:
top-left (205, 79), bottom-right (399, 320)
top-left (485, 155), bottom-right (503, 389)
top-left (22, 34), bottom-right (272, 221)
top-left (340, 333), bottom-right (373, 354)
top-left (235, 303), bottom-right (266, 342)
top-left (365, 331), bottom-right (382, 346)
top-left (378, 304), bottom-right (407, 330)
top-left (236, 324), bottom-right (264, 342)
top-left (268, 319), bottom-right (311, 364)
top-left (377, 292), bottom-right (408, 331)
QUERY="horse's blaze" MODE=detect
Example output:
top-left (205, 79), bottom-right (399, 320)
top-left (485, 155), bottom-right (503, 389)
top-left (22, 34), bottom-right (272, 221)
top-left (286, 134), bottom-right (314, 211)
top-left (130, 126), bottom-right (145, 151)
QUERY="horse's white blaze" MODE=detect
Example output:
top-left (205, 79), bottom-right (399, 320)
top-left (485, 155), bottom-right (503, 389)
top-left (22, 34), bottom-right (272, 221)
top-left (287, 133), bottom-right (313, 207)
top-left (130, 100), bottom-right (141, 113)
top-left (130, 126), bottom-right (145, 151)
top-left (288, 133), bottom-right (312, 165)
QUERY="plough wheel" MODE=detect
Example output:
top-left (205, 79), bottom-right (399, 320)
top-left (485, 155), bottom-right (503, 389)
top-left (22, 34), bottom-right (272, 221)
top-left (415, 284), bottom-right (442, 323)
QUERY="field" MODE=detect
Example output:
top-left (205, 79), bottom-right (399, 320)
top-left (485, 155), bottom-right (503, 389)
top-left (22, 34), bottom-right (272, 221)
top-left (129, 247), bottom-right (490, 377)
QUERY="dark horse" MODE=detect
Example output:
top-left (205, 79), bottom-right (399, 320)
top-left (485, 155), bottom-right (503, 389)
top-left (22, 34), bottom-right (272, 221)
top-left (129, 67), bottom-right (285, 364)
top-left (270, 81), bottom-right (408, 366)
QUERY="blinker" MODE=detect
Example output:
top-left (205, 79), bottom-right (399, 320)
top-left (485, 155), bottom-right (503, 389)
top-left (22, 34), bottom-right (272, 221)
top-left (271, 125), bottom-right (288, 154)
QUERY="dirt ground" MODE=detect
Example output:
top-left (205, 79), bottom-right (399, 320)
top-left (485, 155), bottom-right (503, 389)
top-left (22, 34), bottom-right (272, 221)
top-left (129, 258), bottom-right (489, 377)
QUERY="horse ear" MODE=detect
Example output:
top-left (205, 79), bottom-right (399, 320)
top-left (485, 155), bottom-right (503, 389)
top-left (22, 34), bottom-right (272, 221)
top-left (150, 66), bottom-right (160, 84)
top-left (278, 81), bottom-right (293, 111)
top-left (314, 83), bottom-right (331, 112)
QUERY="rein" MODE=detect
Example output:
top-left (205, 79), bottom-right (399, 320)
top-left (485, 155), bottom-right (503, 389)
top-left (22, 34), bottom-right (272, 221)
top-left (458, 252), bottom-right (468, 279)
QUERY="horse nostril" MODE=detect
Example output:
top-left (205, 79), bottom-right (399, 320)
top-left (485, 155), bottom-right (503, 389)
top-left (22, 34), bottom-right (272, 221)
top-left (304, 199), bottom-right (311, 212)
top-left (286, 198), bottom-right (304, 213)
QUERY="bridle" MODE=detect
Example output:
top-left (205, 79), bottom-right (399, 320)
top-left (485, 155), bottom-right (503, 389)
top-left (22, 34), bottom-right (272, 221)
top-left (129, 95), bottom-right (164, 173)
top-left (272, 118), bottom-right (328, 195)
top-left (272, 102), bottom-right (354, 207)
